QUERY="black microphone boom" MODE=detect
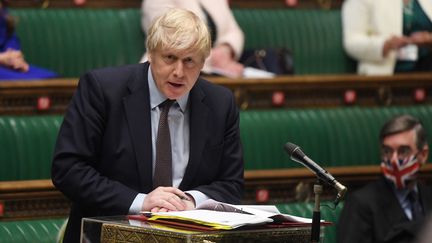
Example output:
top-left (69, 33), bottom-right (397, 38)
top-left (284, 142), bottom-right (347, 205)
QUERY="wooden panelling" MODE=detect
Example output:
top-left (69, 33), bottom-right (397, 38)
top-left (244, 164), bottom-right (432, 204)
top-left (1, 73), bottom-right (432, 114)
top-left (1, 164), bottom-right (431, 219)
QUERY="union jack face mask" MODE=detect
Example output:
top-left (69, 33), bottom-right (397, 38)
top-left (380, 154), bottom-right (420, 189)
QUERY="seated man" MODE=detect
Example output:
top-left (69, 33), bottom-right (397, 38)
top-left (337, 114), bottom-right (432, 243)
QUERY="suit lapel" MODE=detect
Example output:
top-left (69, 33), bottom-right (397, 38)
top-left (180, 81), bottom-right (209, 189)
top-left (123, 63), bottom-right (153, 192)
top-left (378, 178), bottom-right (409, 223)
top-left (419, 183), bottom-right (432, 214)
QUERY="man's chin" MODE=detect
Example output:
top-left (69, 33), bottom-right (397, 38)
top-left (164, 90), bottom-right (185, 100)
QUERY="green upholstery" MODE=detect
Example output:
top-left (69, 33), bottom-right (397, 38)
top-left (0, 218), bottom-right (66, 243)
top-left (9, 8), bottom-right (354, 77)
top-left (0, 115), bottom-right (63, 180)
top-left (277, 201), bottom-right (343, 243)
top-left (1, 105), bottom-right (432, 181)
top-left (233, 9), bottom-right (356, 74)
top-left (10, 9), bottom-right (145, 78)
top-left (241, 105), bottom-right (432, 170)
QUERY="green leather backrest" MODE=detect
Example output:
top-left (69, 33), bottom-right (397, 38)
top-left (10, 9), bottom-right (145, 78)
top-left (0, 218), bottom-right (66, 243)
top-left (1, 105), bottom-right (432, 181)
top-left (0, 115), bottom-right (63, 180)
top-left (233, 9), bottom-right (356, 74)
top-left (9, 8), bottom-right (354, 77)
top-left (277, 201), bottom-right (343, 243)
top-left (240, 105), bottom-right (432, 170)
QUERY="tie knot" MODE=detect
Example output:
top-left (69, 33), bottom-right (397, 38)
top-left (159, 99), bottom-right (175, 110)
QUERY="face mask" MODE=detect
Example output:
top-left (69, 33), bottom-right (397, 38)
top-left (381, 154), bottom-right (420, 189)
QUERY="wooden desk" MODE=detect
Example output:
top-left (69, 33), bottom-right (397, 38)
top-left (82, 215), bottom-right (316, 243)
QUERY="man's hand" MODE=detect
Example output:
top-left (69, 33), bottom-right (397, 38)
top-left (142, 187), bottom-right (196, 212)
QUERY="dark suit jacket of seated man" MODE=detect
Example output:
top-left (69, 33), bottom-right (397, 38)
top-left (51, 9), bottom-right (244, 243)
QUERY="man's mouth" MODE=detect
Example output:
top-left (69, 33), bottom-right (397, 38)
top-left (168, 81), bottom-right (183, 88)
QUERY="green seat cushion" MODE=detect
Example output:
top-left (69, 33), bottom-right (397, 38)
top-left (0, 218), bottom-right (66, 243)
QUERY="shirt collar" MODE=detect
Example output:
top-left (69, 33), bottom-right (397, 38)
top-left (148, 65), bottom-right (189, 112)
top-left (393, 183), bottom-right (419, 202)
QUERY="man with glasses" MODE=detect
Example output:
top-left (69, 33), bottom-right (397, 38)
top-left (337, 114), bottom-right (432, 243)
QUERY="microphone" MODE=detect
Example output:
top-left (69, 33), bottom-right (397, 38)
top-left (284, 142), bottom-right (347, 205)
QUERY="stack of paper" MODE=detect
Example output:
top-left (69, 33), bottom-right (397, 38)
top-left (147, 209), bottom-right (273, 230)
top-left (142, 199), bottom-right (314, 230)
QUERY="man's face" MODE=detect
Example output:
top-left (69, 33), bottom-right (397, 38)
top-left (149, 47), bottom-right (204, 100)
top-left (380, 129), bottom-right (428, 189)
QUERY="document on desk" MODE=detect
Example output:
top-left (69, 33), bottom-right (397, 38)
top-left (143, 199), bottom-right (313, 230)
top-left (197, 199), bottom-right (313, 224)
top-left (147, 209), bottom-right (273, 230)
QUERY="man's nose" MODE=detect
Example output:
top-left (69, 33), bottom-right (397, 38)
top-left (390, 151), bottom-right (399, 165)
top-left (173, 61), bottom-right (184, 77)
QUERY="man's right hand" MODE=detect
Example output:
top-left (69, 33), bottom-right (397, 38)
top-left (142, 186), bottom-right (192, 212)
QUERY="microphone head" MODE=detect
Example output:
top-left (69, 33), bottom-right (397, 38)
top-left (284, 142), bottom-right (306, 163)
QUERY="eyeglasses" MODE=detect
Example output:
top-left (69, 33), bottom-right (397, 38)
top-left (381, 145), bottom-right (415, 161)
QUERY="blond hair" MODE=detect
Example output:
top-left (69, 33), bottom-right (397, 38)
top-left (146, 8), bottom-right (211, 60)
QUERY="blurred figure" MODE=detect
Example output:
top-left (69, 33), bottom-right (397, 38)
top-left (337, 114), bottom-right (432, 243)
top-left (342, 0), bottom-right (432, 75)
top-left (141, 0), bottom-right (245, 78)
top-left (0, 0), bottom-right (57, 80)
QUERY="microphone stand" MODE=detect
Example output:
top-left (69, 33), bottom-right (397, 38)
top-left (311, 179), bottom-right (322, 243)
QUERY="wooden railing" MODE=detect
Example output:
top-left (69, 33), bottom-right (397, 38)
top-left (1, 164), bottom-right (431, 220)
top-left (1, 72), bottom-right (431, 114)
top-left (7, 0), bottom-right (343, 9)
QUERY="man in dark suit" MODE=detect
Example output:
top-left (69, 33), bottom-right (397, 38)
top-left (51, 9), bottom-right (244, 243)
top-left (337, 114), bottom-right (432, 243)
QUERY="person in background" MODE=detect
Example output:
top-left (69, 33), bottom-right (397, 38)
top-left (0, 0), bottom-right (57, 80)
top-left (337, 114), bottom-right (432, 243)
top-left (342, 0), bottom-right (432, 75)
top-left (51, 8), bottom-right (244, 243)
top-left (140, 0), bottom-right (245, 78)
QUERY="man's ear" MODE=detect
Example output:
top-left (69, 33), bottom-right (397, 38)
top-left (418, 144), bottom-right (429, 165)
top-left (147, 54), bottom-right (152, 63)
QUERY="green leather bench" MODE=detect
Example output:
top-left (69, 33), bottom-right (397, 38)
top-left (0, 218), bottom-right (66, 243)
top-left (1, 105), bottom-right (432, 181)
top-left (0, 115), bottom-right (63, 180)
top-left (241, 105), bottom-right (432, 170)
top-left (9, 8), bottom-right (354, 77)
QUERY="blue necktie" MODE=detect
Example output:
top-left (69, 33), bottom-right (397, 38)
top-left (407, 190), bottom-right (423, 220)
